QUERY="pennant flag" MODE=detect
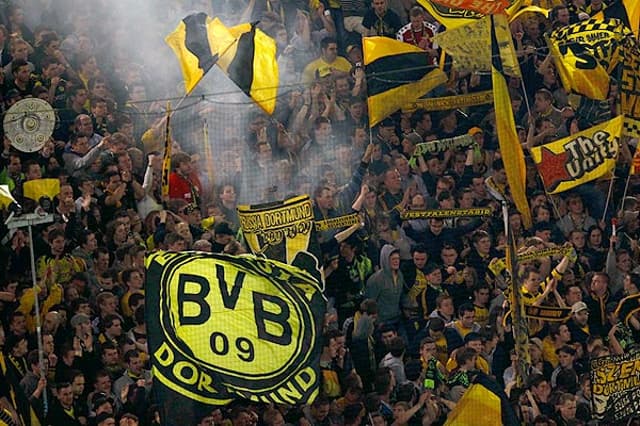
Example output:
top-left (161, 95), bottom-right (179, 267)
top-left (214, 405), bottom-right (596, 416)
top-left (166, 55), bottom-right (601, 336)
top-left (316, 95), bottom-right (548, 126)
top-left (594, 0), bottom-right (640, 37)
top-left (146, 251), bottom-right (325, 423)
top-left (547, 18), bottom-right (629, 100)
top-left (363, 37), bottom-right (447, 127)
top-left (434, 17), bottom-right (492, 72)
top-left (590, 349), bottom-right (640, 422)
top-left (216, 23), bottom-right (279, 115)
top-left (490, 14), bottom-right (531, 228)
top-left (530, 115), bottom-right (623, 194)
top-left (165, 13), bottom-right (236, 94)
top-left (417, 0), bottom-right (523, 29)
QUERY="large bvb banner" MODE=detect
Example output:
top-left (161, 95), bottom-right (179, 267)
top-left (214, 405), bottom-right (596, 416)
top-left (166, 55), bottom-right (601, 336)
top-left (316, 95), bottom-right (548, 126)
top-left (146, 251), bottom-right (325, 424)
top-left (590, 349), bottom-right (640, 421)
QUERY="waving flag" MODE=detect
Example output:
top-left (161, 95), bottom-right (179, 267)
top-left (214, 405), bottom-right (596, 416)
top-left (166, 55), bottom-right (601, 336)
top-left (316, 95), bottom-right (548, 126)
top-left (166, 13), bottom-right (236, 94)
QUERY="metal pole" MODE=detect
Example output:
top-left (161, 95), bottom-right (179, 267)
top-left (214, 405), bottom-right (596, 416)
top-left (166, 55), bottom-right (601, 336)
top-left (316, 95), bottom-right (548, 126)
top-left (27, 222), bottom-right (47, 416)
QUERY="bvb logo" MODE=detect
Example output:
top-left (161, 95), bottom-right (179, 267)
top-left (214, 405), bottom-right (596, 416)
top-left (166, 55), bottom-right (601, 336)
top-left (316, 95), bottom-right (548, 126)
top-left (150, 252), bottom-right (321, 404)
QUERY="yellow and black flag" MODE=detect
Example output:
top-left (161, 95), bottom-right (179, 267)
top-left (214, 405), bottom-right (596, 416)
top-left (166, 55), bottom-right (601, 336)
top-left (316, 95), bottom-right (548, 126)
top-left (490, 14), bottom-right (532, 228)
top-left (594, 0), bottom-right (639, 37)
top-left (165, 13), bottom-right (235, 94)
top-left (216, 23), bottom-right (279, 115)
top-left (146, 251), bottom-right (325, 423)
top-left (363, 37), bottom-right (447, 127)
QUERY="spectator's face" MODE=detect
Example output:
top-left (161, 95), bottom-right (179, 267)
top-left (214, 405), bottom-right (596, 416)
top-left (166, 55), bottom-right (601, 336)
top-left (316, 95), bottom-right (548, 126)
top-left (106, 319), bottom-right (122, 337)
top-left (410, 13), bottom-right (424, 30)
top-left (72, 375), bottom-right (85, 396)
top-left (14, 65), bottom-right (30, 83)
top-left (591, 274), bottom-right (608, 295)
top-left (50, 235), bottom-right (66, 256)
top-left (77, 115), bottom-right (94, 136)
top-left (524, 271), bottom-right (541, 292)
top-left (558, 351), bottom-right (574, 368)
top-left (558, 399), bottom-right (577, 420)
top-left (12, 43), bottom-right (28, 60)
top-left (381, 331), bottom-right (397, 347)
top-left (573, 309), bottom-right (589, 326)
top-left (57, 385), bottom-right (74, 408)
top-left (461, 310), bottom-right (476, 328)
top-left (8, 156), bottom-right (20, 174)
top-left (373, 0), bottom-right (387, 15)
top-left (95, 375), bottom-right (113, 393)
top-left (474, 236), bottom-right (491, 255)
top-left (389, 252), bottom-right (401, 271)
top-left (312, 403), bottom-right (330, 421)
top-left (429, 219), bottom-right (444, 234)
top-left (321, 43), bottom-right (338, 62)
top-left (420, 342), bottom-right (436, 360)
top-left (101, 297), bottom-right (118, 315)
top-left (426, 268), bottom-right (442, 285)
top-left (440, 298), bottom-right (455, 316)
top-left (384, 169), bottom-right (402, 192)
top-left (556, 7), bottom-right (570, 24)
top-left (128, 356), bottom-right (143, 375)
top-left (315, 189), bottom-right (333, 210)
top-left (102, 349), bottom-right (119, 367)
top-left (412, 251), bottom-right (427, 269)
top-left (467, 339), bottom-right (483, 353)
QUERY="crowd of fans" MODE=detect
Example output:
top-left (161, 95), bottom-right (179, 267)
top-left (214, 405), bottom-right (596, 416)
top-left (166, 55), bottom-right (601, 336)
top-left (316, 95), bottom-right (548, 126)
top-left (0, 0), bottom-right (637, 425)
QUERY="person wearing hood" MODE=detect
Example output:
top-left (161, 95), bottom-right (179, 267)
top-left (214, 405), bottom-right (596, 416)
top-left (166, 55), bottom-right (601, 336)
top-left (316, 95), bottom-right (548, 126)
top-left (364, 244), bottom-right (405, 327)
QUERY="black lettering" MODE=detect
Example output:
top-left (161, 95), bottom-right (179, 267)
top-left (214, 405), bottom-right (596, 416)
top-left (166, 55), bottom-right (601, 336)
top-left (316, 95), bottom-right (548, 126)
top-left (253, 292), bottom-right (292, 345)
top-left (216, 264), bottom-right (245, 309)
top-left (210, 331), bottom-right (229, 355)
top-left (178, 274), bottom-right (210, 325)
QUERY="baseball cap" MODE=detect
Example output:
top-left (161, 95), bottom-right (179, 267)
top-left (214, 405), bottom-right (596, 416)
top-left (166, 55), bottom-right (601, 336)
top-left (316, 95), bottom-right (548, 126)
top-left (571, 301), bottom-right (589, 314)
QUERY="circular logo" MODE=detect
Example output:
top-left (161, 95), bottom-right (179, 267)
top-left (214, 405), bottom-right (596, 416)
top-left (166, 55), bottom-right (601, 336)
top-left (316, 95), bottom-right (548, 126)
top-left (150, 252), bottom-right (323, 403)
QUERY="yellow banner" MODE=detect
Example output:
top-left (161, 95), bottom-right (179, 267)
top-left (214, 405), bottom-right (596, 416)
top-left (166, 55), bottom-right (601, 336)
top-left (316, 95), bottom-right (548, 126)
top-left (547, 18), bottom-right (629, 101)
top-left (409, 134), bottom-right (475, 167)
top-left (238, 195), bottom-right (317, 267)
top-left (590, 350), bottom-right (640, 422)
top-left (434, 16), bottom-right (491, 72)
top-left (401, 207), bottom-right (491, 220)
top-left (404, 90), bottom-right (493, 112)
top-left (530, 116), bottom-right (622, 194)
top-left (491, 14), bottom-right (530, 227)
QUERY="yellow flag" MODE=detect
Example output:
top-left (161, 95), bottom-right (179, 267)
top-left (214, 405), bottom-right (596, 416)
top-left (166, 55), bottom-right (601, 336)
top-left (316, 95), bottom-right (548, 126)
top-left (547, 18), bottom-right (629, 101)
top-left (165, 13), bottom-right (236, 94)
top-left (434, 16), bottom-right (492, 72)
top-left (490, 14), bottom-right (531, 228)
top-left (216, 23), bottom-right (279, 115)
top-left (363, 36), bottom-right (447, 127)
top-left (530, 116), bottom-right (623, 194)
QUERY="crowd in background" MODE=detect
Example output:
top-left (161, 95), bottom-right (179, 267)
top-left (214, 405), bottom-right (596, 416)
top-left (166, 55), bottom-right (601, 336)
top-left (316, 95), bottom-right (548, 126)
top-left (0, 0), bottom-right (638, 425)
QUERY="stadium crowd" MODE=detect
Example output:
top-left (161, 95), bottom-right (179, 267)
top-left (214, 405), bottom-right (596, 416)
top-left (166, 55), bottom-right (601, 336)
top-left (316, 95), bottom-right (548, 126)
top-left (0, 0), bottom-right (637, 425)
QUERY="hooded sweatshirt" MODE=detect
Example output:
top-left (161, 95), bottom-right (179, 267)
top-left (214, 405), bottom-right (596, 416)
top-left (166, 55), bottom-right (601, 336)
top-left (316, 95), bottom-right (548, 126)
top-left (364, 244), bottom-right (405, 324)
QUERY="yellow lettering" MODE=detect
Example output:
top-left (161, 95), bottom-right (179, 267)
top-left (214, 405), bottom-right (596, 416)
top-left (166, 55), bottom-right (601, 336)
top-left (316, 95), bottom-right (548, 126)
top-left (173, 361), bottom-right (199, 385)
top-left (155, 342), bottom-right (174, 366)
top-left (197, 370), bottom-right (215, 393)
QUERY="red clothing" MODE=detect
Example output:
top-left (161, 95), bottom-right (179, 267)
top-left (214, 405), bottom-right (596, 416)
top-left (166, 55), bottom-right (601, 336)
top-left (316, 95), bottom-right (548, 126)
top-left (168, 171), bottom-right (201, 205)
top-left (397, 21), bottom-right (438, 65)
